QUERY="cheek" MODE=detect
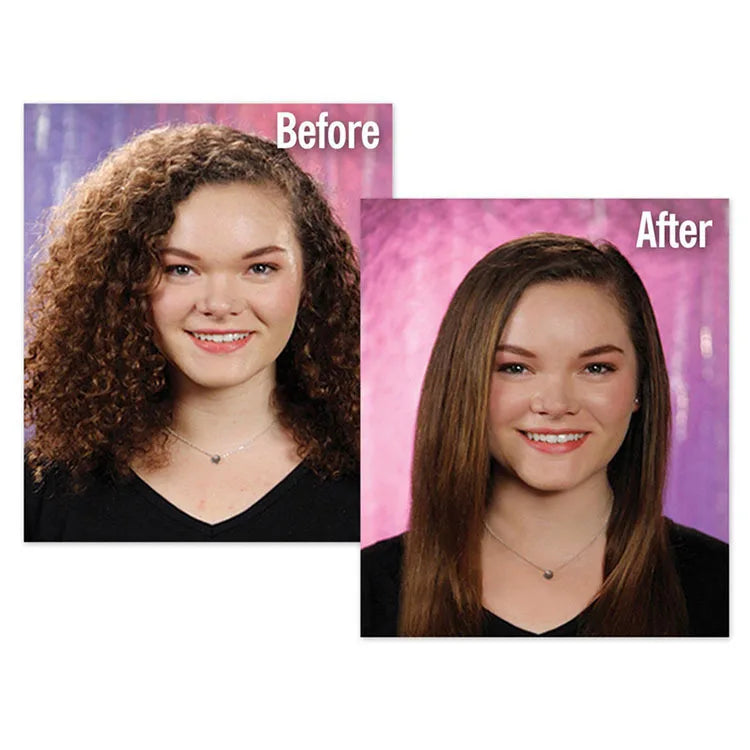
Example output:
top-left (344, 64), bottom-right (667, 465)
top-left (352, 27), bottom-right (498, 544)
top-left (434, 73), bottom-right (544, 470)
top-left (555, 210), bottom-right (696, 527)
top-left (487, 384), bottom-right (528, 467)
top-left (586, 376), bottom-right (635, 420)
top-left (149, 286), bottom-right (184, 330)
top-left (261, 278), bottom-right (303, 324)
top-left (584, 382), bottom-right (637, 424)
top-left (488, 382), bottom-right (527, 430)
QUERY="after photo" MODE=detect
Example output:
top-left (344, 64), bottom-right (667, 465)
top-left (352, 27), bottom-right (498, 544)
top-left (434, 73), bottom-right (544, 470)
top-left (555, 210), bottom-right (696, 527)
top-left (360, 199), bottom-right (728, 637)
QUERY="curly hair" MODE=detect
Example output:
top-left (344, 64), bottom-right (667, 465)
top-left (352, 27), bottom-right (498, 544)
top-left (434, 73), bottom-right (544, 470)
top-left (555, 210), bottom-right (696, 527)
top-left (25, 123), bottom-right (359, 485)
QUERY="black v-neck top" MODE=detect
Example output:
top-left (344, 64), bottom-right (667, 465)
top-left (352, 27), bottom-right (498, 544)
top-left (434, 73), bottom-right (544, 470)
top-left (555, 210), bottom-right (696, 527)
top-left (25, 460), bottom-right (359, 542)
top-left (361, 520), bottom-right (729, 636)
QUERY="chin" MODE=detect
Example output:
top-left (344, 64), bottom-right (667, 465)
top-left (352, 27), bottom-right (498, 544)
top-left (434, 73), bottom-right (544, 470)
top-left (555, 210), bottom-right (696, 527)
top-left (507, 463), bottom-right (590, 494)
top-left (175, 362), bottom-right (270, 392)
top-left (192, 376), bottom-right (254, 391)
top-left (522, 477), bottom-right (582, 493)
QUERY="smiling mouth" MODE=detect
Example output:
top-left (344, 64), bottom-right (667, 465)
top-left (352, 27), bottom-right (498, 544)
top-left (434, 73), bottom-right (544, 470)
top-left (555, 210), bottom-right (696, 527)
top-left (518, 430), bottom-right (590, 453)
top-left (521, 431), bottom-right (588, 444)
top-left (187, 331), bottom-right (251, 343)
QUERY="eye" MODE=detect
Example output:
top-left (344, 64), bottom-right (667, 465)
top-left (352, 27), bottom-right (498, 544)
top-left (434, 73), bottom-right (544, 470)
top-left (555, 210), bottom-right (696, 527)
top-left (164, 264), bottom-right (195, 277)
top-left (248, 262), bottom-right (278, 276)
top-left (584, 362), bottom-right (616, 375)
top-left (497, 362), bottom-right (529, 375)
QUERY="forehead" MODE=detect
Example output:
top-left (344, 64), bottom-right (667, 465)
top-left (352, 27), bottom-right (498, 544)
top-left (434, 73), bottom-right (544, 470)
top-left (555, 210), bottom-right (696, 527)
top-left (165, 181), bottom-right (299, 254)
top-left (500, 281), bottom-right (633, 350)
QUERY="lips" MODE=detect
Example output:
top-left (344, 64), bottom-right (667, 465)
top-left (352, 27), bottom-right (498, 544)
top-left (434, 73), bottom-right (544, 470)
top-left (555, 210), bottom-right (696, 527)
top-left (518, 429), bottom-right (590, 454)
top-left (189, 330), bottom-right (250, 343)
top-left (186, 330), bottom-right (253, 354)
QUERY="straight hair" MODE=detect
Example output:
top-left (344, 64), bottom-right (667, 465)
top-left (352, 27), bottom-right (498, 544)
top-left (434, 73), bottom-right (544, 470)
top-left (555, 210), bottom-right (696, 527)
top-left (400, 233), bottom-right (688, 636)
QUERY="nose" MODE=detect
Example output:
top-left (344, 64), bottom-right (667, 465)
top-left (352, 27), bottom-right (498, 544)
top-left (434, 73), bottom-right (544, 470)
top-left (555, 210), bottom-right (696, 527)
top-left (196, 275), bottom-right (244, 317)
top-left (530, 376), bottom-right (580, 417)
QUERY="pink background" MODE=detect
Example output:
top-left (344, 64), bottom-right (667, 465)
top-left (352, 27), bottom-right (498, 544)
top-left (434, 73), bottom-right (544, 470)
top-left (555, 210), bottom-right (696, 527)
top-left (361, 199), bottom-right (729, 546)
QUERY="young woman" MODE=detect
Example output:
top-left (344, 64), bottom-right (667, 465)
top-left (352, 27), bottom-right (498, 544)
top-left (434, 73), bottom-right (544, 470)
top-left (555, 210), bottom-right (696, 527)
top-left (361, 233), bottom-right (728, 636)
top-left (25, 123), bottom-right (359, 541)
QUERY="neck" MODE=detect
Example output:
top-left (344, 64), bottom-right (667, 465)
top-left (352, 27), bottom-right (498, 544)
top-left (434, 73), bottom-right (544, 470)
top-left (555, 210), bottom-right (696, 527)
top-left (169, 367), bottom-right (278, 451)
top-left (487, 467), bottom-right (612, 548)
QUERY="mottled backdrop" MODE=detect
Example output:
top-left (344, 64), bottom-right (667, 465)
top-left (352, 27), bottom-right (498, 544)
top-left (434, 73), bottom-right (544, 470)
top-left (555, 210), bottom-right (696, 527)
top-left (361, 199), bottom-right (728, 545)
top-left (24, 103), bottom-right (393, 289)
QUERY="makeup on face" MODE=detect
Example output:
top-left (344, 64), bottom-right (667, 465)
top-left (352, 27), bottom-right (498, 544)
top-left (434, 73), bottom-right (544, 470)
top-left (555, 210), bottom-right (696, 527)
top-left (150, 182), bottom-right (304, 393)
top-left (487, 281), bottom-right (639, 494)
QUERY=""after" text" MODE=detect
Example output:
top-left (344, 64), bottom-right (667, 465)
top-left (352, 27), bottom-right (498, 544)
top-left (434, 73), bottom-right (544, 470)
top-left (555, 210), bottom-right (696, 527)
top-left (636, 210), bottom-right (712, 249)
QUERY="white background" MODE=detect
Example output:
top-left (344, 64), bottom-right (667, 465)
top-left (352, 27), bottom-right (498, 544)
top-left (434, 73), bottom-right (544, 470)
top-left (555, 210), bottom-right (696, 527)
top-left (4, 2), bottom-right (746, 748)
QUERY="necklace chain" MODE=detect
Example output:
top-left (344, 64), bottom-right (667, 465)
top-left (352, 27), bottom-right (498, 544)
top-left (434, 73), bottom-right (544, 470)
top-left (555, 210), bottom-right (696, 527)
top-left (165, 420), bottom-right (276, 464)
top-left (483, 501), bottom-right (612, 581)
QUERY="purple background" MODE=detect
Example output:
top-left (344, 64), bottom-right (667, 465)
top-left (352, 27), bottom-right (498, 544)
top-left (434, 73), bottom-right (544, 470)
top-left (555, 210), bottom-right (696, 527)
top-left (361, 199), bottom-right (729, 546)
top-left (24, 103), bottom-right (393, 291)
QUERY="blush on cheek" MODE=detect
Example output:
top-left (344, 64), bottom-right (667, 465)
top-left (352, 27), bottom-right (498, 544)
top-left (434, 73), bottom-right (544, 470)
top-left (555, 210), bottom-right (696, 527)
top-left (589, 386), bottom-right (636, 420)
top-left (272, 281), bottom-right (303, 322)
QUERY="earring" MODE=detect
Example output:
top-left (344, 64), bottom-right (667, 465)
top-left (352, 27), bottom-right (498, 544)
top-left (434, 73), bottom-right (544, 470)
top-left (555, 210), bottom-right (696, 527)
top-left (634, 397), bottom-right (640, 406)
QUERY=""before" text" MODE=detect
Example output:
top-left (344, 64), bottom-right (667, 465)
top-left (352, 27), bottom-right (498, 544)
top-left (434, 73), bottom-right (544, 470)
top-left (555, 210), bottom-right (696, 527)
top-left (276, 111), bottom-right (380, 150)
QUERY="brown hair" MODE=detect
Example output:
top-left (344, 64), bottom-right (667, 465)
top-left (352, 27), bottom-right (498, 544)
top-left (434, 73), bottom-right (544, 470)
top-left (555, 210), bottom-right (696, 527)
top-left (400, 233), bottom-right (688, 636)
top-left (25, 123), bottom-right (359, 484)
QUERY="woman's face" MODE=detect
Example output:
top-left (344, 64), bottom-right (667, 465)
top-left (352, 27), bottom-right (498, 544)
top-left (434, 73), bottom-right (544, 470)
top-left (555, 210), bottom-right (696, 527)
top-left (150, 181), bottom-right (304, 394)
top-left (488, 280), bottom-right (640, 493)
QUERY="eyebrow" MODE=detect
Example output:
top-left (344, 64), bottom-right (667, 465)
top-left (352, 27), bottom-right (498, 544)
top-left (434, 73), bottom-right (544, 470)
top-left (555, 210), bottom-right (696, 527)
top-left (496, 343), bottom-right (625, 358)
top-left (578, 344), bottom-right (625, 357)
top-left (160, 245), bottom-right (288, 261)
top-left (496, 344), bottom-right (537, 358)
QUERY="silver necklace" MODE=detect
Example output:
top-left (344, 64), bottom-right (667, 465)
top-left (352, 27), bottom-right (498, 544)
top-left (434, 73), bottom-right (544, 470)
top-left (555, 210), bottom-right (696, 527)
top-left (165, 420), bottom-right (275, 464)
top-left (483, 510), bottom-right (611, 581)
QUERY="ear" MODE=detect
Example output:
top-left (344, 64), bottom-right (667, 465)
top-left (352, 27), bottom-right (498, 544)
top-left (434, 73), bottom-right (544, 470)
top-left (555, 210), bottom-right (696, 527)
top-left (632, 395), bottom-right (641, 412)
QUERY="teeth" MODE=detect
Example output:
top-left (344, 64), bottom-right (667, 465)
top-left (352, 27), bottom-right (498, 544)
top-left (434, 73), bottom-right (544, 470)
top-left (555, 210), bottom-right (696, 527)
top-left (191, 332), bottom-right (249, 343)
top-left (524, 432), bottom-right (586, 444)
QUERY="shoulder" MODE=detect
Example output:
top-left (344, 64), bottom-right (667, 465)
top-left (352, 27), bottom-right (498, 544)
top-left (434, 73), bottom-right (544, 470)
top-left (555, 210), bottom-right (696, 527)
top-left (246, 463), bottom-right (360, 541)
top-left (25, 458), bottom-right (70, 541)
top-left (24, 457), bottom-right (116, 541)
top-left (307, 467), bottom-right (360, 501)
top-left (665, 518), bottom-right (729, 636)
top-left (361, 534), bottom-right (405, 637)
top-left (362, 533), bottom-right (405, 574)
top-left (283, 464), bottom-right (360, 541)
top-left (667, 518), bottom-right (728, 572)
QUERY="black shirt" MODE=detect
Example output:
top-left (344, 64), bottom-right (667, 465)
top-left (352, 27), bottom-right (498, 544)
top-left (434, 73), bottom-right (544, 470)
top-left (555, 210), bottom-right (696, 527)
top-left (25, 461), bottom-right (359, 542)
top-left (361, 520), bottom-right (729, 636)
